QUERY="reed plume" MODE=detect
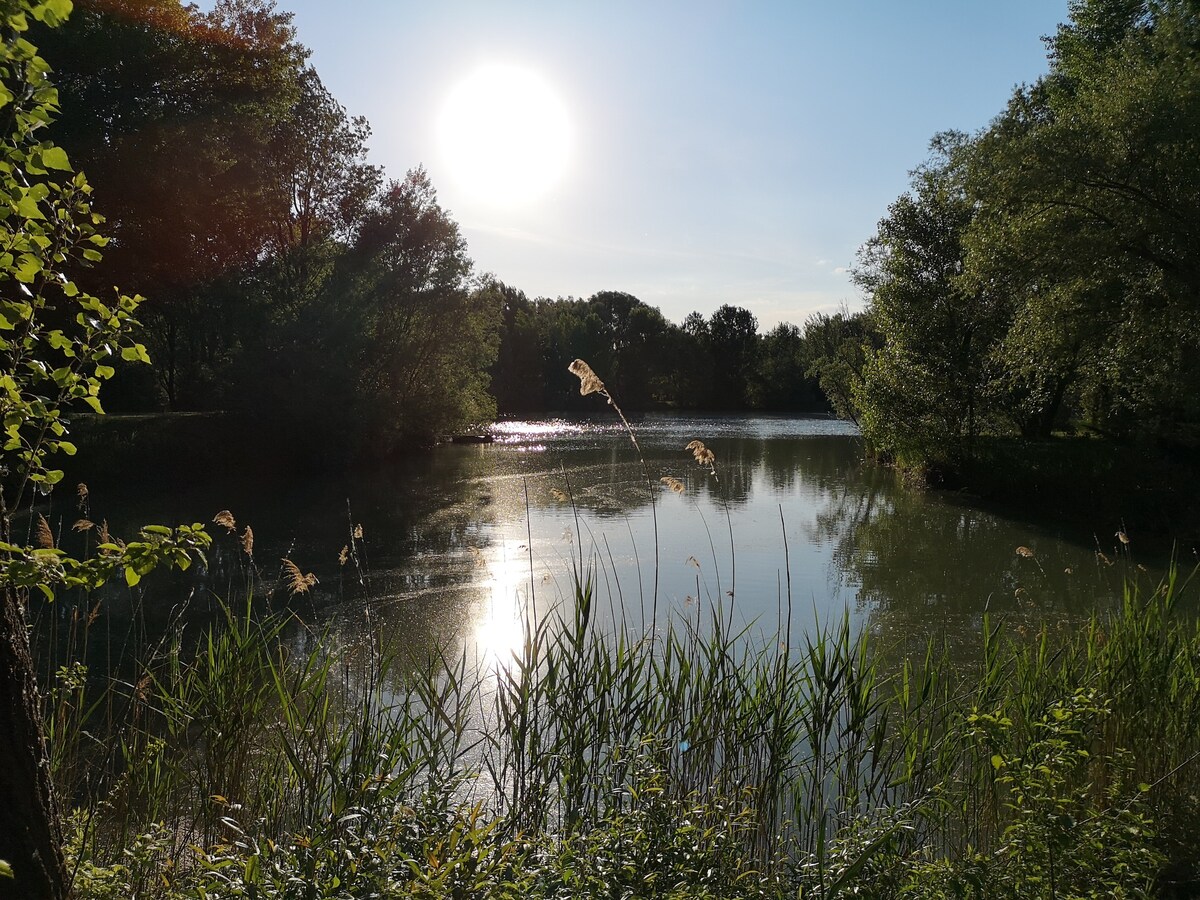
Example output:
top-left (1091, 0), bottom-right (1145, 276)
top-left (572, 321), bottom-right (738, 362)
top-left (282, 558), bottom-right (318, 595)
top-left (686, 440), bottom-right (718, 476)
top-left (567, 358), bottom-right (606, 396)
top-left (660, 476), bottom-right (686, 494)
top-left (213, 510), bottom-right (236, 531)
top-left (35, 513), bottom-right (54, 549)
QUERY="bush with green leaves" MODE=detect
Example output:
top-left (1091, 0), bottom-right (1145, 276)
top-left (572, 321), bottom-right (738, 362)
top-left (0, 3), bottom-right (211, 896)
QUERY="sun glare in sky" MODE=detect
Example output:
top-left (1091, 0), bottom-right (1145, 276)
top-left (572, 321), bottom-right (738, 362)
top-left (438, 63), bottom-right (571, 208)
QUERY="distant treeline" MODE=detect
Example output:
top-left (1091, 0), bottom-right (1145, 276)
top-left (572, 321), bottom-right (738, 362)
top-left (488, 287), bottom-right (874, 415)
top-left (33, 0), bottom-right (861, 461)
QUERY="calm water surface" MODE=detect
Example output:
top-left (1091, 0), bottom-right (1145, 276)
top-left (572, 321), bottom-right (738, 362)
top-left (57, 414), bottom-right (1146, 668)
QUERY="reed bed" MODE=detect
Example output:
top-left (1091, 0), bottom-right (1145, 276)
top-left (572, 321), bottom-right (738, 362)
top-left (41, 559), bottom-right (1199, 899)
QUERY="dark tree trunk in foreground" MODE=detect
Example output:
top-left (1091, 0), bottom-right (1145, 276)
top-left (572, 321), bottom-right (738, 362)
top-left (0, 586), bottom-right (66, 900)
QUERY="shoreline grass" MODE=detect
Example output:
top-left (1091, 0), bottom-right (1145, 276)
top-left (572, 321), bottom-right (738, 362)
top-left (43, 562), bottom-right (1199, 899)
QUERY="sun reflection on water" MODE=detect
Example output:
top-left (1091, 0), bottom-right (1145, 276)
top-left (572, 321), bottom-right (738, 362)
top-left (490, 419), bottom-right (584, 442)
top-left (473, 539), bottom-right (533, 672)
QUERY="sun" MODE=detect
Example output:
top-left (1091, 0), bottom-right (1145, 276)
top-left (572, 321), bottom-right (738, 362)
top-left (438, 64), bottom-right (571, 207)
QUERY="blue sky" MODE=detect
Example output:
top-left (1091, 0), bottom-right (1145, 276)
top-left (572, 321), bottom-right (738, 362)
top-left (273, 1), bottom-right (1071, 330)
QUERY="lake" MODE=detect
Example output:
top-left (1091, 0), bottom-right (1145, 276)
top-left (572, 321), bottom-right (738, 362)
top-left (46, 413), bottom-right (1147, 672)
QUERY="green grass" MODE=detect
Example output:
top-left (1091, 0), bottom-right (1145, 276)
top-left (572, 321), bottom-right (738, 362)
top-left (44, 561), bottom-right (1200, 899)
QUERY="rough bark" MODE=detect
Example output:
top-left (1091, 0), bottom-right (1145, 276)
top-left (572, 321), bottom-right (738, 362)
top-left (0, 586), bottom-right (66, 900)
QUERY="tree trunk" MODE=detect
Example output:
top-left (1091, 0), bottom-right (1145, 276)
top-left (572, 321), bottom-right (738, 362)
top-left (0, 587), bottom-right (66, 900)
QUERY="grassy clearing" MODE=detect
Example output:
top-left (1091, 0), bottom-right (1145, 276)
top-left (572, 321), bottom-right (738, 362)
top-left (45, 560), bottom-right (1199, 898)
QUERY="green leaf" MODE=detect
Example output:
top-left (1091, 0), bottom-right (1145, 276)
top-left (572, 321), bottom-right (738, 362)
top-left (47, 331), bottom-right (74, 354)
top-left (0, 859), bottom-right (12, 879)
top-left (15, 194), bottom-right (45, 220)
top-left (14, 254), bottom-right (42, 282)
top-left (120, 344), bottom-right (151, 364)
top-left (39, 146), bottom-right (70, 171)
top-left (33, 0), bottom-right (74, 27)
top-left (990, 754), bottom-right (1005, 771)
top-left (95, 364), bottom-right (114, 379)
top-left (124, 566), bottom-right (140, 588)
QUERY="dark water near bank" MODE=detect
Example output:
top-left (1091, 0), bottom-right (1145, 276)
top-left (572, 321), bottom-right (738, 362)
top-left (41, 414), bottom-right (1155, 670)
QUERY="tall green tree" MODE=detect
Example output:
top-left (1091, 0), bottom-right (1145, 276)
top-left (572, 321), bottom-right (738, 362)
top-left (584, 290), bottom-right (671, 408)
top-left (751, 321), bottom-right (825, 411)
top-left (345, 168), bottom-right (498, 447)
top-left (705, 304), bottom-right (759, 409)
top-left (37, 0), bottom-right (308, 408)
top-left (854, 136), bottom-right (1008, 465)
top-left (803, 309), bottom-right (877, 424)
top-left (965, 0), bottom-right (1200, 442)
top-left (488, 284), bottom-right (548, 413)
top-left (226, 65), bottom-right (380, 432)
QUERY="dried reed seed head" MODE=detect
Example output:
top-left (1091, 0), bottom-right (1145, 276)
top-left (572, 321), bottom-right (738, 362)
top-left (685, 439), bottom-right (716, 467)
top-left (241, 526), bottom-right (254, 556)
top-left (1015, 546), bottom-right (1036, 558)
top-left (97, 519), bottom-right (110, 546)
top-left (76, 482), bottom-right (88, 509)
top-left (213, 510), bottom-right (236, 531)
top-left (36, 514), bottom-right (54, 549)
top-left (1115, 531), bottom-right (1130, 544)
top-left (550, 488), bottom-right (569, 503)
top-left (568, 359), bottom-right (606, 396)
top-left (660, 476), bottom-right (686, 494)
top-left (338, 545), bottom-right (350, 566)
top-left (353, 524), bottom-right (364, 540)
top-left (73, 518), bottom-right (94, 532)
top-left (135, 672), bottom-right (152, 702)
top-left (281, 557), bottom-right (318, 595)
